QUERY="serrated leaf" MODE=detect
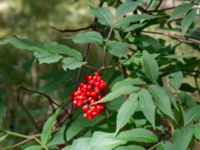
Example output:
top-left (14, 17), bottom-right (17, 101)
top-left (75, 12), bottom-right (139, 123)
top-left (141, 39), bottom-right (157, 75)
top-left (114, 14), bottom-right (156, 29)
top-left (184, 105), bottom-right (200, 126)
top-left (116, 1), bottom-right (139, 17)
top-left (71, 138), bottom-right (91, 150)
top-left (117, 128), bottom-right (158, 143)
top-left (107, 41), bottom-right (127, 58)
top-left (62, 57), bottom-right (86, 70)
top-left (111, 78), bottom-right (145, 91)
top-left (72, 31), bottom-right (103, 45)
top-left (193, 125), bottom-right (200, 140)
top-left (149, 85), bottom-right (173, 118)
top-left (24, 145), bottom-right (42, 150)
top-left (181, 9), bottom-right (196, 35)
top-left (34, 51), bottom-right (63, 64)
top-left (97, 85), bottom-right (140, 103)
top-left (139, 89), bottom-right (156, 128)
top-left (41, 109), bottom-right (60, 144)
top-left (142, 51), bottom-right (159, 83)
top-left (115, 145), bottom-right (145, 150)
top-left (168, 3), bottom-right (193, 21)
top-left (172, 128), bottom-right (193, 150)
top-left (116, 94), bottom-right (139, 134)
top-left (169, 71), bottom-right (183, 89)
top-left (66, 116), bottom-right (104, 141)
top-left (89, 132), bottom-right (126, 150)
top-left (90, 7), bottom-right (112, 26)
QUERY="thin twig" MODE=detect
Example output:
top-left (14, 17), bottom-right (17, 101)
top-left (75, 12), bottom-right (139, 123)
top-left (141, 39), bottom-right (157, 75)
top-left (75, 44), bottom-right (91, 88)
top-left (154, 0), bottom-right (163, 11)
top-left (3, 138), bottom-right (33, 150)
top-left (16, 88), bottom-right (41, 132)
top-left (19, 85), bottom-right (71, 117)
top-left (141, 30), bottom-right (200, 45)
top-left (102, 28), bottom-right (113, 68)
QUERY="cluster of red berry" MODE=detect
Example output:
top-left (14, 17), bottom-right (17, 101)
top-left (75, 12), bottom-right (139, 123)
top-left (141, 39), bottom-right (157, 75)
top-left (70, 72), bottom-right (107, 119)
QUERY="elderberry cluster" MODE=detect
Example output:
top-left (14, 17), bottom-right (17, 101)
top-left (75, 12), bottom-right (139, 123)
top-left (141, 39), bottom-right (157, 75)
top-left (70, 72), bottom-right (107, 119)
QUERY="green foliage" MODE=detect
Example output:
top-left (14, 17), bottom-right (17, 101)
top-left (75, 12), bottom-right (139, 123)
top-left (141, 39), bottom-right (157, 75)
top-left (168, 3), bottom-right (193, 21)
top-left (90, 7), bottom-right (113, 26)
top-left (116, 93), bottom-right (139, 134)
top-left (41, 109), bottom-right (61, 144)
top-left (142, 51), bottom-right (159, 83)
top-left (0, 0), bottom-right (200, 149)
top-left (72, 31), bottom-right (104, 45)
top-left (117, 128), bottom-right (158, 143)
top-left (107, 41), bottom-right (128, 58)
top-left (139, 89), bottom-right (156, 128)
top-left (149, 85), bottom-right (173, 118)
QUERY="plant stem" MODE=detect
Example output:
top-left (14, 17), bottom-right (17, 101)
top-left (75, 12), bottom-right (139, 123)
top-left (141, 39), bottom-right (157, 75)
top-left (3, 138), bottom-right (33, 150)
top-left (141, 30), bottom-right (200, 45)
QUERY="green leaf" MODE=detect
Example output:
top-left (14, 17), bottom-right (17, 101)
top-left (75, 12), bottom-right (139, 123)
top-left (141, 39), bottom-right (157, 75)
top-left (157, 141), bottom-right (174, 150)
top-left (0, 134), bottom-right (8, 142)
top-left (66, 116), bottom-right (104, 141)
top-left (116, 94), bottom-right (139, 134)
top-left (71, 138), bottom-right (91, 150)
top-left (125, 23), bottom-right (146, 32)
top-left (169, 71), bottom-right (183, 89)
top-left (114, 14), bottom-right (156, 29)
top-left (193, 125), bottom-right (200, 140)
top-left (117, 128), bottom-right (158, 143)
top-left (116, 1), bottom-right (139, 17)
top-left (0, 38), bottom-right (82, 60)
top-left (139, 89), bottom-right (156, 128)
top-left (0, 37), bottom-right (44, 51)
top-left (89, 132), bottom-right (126, 150)
top-left (90, 7), bottom-right (112, 26)
top-left (107, 41), bottom-right (127, 58)
top-left (62, 145), bottom-right (72, 150)
top-left (164, 87), bottom-right (178, 110)
top-left (72, 31), bottom-right (103, 45)
top-left (142, 51), bottom-right (159, 83)
top-left (115, 145), bottom-right (145, 150)
top-left (33, 51), bottom-right (63, 64)
top-left (140, 35), bottom-right (162, 51)
top-left (24, 145), bottom-right (42, 150)
top-left (62, 57), bottom-right (87, 70)
top-left (97, 85), bottom-right (140, 103)
top-left (48, 125), bottom-right (66, 147)
top-left (172, 128), bottom-right (193, 150)
top-left (149, 85), bottom-right (173, 118)
top-left (44, 42), bottom-right (82, 60)
top-left (181, 9), bottom-right (196, 35)
top-left (41, 109), bottom-right (60, 144)
top-left (168, 3), bottom-right (193, 21)
top-left (111, 78), bottom-right (145, 91)
top-left (184, 105), bottom-right (200, 126)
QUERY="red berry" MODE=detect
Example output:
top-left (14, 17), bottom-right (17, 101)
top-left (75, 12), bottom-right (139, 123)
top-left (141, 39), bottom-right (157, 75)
top-left (69, 71), bottom-right (107, 119)
top-left (82, 104), bottom-right (89, 112)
